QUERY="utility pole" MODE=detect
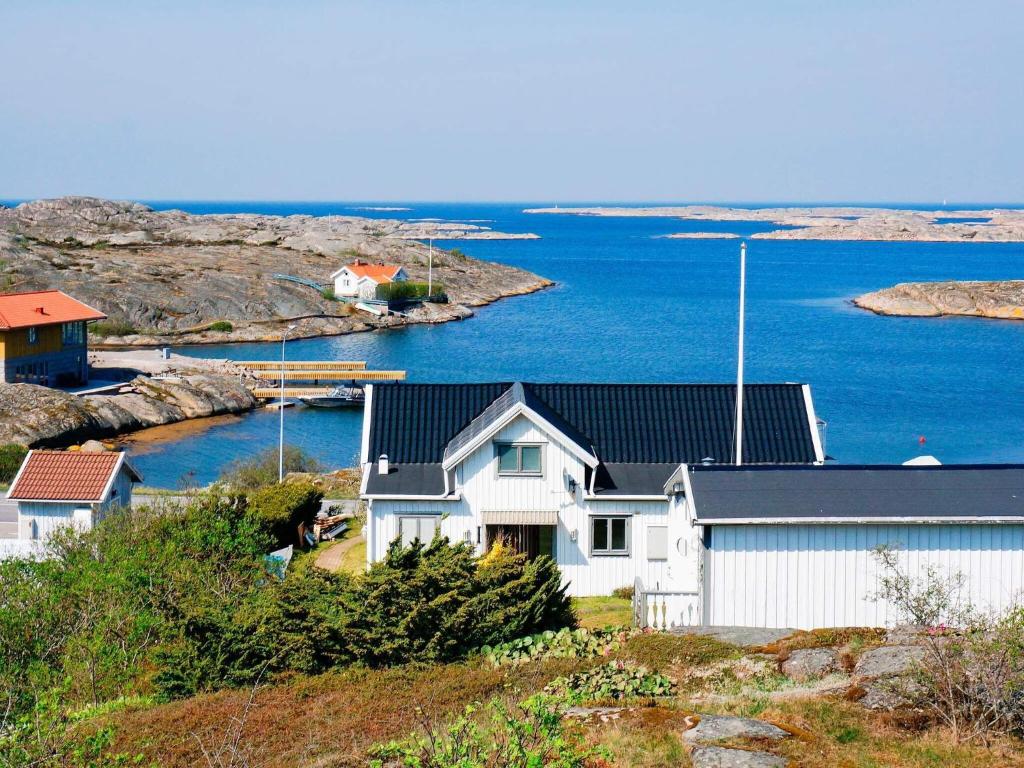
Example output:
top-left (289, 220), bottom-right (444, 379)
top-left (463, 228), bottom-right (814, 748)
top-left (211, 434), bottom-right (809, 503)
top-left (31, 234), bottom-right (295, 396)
top-left (278, 324), bottom-right (296, 482)
top-left (427, 238), bottom-right (433, 297)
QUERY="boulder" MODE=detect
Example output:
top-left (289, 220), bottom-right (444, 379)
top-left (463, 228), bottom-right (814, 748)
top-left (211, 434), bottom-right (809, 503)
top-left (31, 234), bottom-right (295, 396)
top-left (853, 646), bottom-right (926, 681)
top-left (781, 647), bottom-right (838, 681)
top-left (690, 746), bottom-right (788, 768)
top-left (684, 715), bottom-right (789, 744)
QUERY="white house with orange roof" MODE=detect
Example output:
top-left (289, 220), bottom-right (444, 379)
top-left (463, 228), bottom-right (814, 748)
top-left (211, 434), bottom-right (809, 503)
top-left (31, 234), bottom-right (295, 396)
top-left (331, 259), bottom-right (408, 299)
top-left (5, 447), bottom-right (142, 546)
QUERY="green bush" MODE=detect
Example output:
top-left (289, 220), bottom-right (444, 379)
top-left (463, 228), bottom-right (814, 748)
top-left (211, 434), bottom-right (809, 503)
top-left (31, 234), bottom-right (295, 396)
top-left (612, 585), bottom-right (634, 601)
top-left (374, 281), bottom-right (443, 302)
top-left (90, 320), bottom-right (138, 337)
top-left (208, 320), bottom-right (233, 332)
top-left (321, 286), bottom-right (336, 301)
top-left (245, 481), bottom-right (323, 546)
top-left (220, 445), bottom-right (323, 489)
top-left (544, 660), bottom-right (675, 704)
top-left (369, 695), bottom-right (606, 768)
top-left (0, 444), bottom-right (28, 484)
top-left (482, 626), bottom-right (638, 667)
top-left (337, 539), bottom-right (575, 667)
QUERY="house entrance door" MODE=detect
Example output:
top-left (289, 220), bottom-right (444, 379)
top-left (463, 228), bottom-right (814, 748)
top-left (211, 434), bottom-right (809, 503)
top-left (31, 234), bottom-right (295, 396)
top-left (486, 524), bottom-right (555, 560)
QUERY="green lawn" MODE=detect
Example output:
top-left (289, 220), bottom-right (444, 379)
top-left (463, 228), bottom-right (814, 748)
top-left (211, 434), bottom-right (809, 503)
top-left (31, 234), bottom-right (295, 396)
top-left (573, 595), bottom-right (633, 629)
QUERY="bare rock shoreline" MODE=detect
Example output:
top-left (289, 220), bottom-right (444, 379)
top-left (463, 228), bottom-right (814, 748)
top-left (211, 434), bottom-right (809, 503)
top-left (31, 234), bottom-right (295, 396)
top-left (526, 205), bottom-right (1024, 242)
top-left (0, 197), bottom-right (550, 347)
top-left (853, 280), bottom-right (1024, 320)
top-left (0, 373), bottom-right (257, 448)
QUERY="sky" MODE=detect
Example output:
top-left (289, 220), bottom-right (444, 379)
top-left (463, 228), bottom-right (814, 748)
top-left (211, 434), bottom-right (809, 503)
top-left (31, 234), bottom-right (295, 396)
top-left (1, 1), bottom-right (1022, 203)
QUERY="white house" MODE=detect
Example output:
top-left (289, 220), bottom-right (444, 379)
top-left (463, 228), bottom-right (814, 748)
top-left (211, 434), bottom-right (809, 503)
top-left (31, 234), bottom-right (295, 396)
top-left (359, 381), bottom-right (1024, 630)
top-left (685, 463), bottom-right (1024, 630)
top-left (331, 259), bottom-right (408, 299)
top-left (6, 448), bottom-right (142, 545)
top-left (360, 381), bottom-right (824, 625)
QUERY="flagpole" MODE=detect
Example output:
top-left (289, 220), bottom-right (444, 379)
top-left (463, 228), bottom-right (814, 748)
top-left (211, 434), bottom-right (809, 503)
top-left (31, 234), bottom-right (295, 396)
top-left (734, 242), bottom-right (746, 466)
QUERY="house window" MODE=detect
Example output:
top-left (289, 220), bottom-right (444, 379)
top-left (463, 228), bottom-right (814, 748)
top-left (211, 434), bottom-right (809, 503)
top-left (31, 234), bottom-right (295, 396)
top-left (591, 516), bottom-right (630, 556)
top-left (27, 327), bottom-right (38, 345)
top-left (495, 443), bottom-right (543, 475)
top-left (646, 525), bottom-right (668, 561)
top-left (62, 321), bottom-right (84, 345)
top-left (398, 515), bottom-right (441, 547)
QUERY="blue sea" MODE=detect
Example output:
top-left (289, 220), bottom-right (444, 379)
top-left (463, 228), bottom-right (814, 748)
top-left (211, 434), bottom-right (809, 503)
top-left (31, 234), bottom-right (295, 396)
top-left (115, 202), bottom-right (1023, 488)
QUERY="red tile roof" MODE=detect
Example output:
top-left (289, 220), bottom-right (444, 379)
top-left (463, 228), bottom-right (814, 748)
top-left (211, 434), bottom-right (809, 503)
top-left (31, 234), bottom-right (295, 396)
top-left (0, 290), bottom-right (107, 330)
top-left (7, 450), bottom-right (139, 502)
top-left (346, 260), bottom-right (403, 284)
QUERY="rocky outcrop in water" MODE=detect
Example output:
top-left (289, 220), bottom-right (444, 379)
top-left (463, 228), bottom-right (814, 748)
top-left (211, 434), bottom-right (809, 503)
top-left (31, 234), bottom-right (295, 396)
top-left (526, 205), bottom-right (1024, 242)
top-left (0, 197), bottom-right (550, 346)
top-left (854, 280), bottom-right (1024, 320)
top-left (0, 374), bottom-right (257, 447)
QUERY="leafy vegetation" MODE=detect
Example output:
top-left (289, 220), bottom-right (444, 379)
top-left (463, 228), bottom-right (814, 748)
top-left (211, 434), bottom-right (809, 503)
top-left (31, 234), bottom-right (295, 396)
top-left (375, 280), bottom-right (445, 302)
top-left (219, 445), bottom-right (323, 489)
top-left (320, 285), bottom-right (337, 300)
top-left (482, 627), bottom-right (636, 666)
top-left (369, 695), bottom-right (606, 768)
top-left (544, 660), bottom-right (675, 704)
top-left (90, 319), bottom-right (139, 337)
top-left (245, 480), bottom-right (322, 546)
top-left (0, 443), bottom-right (28, 484)
top-left (207, 320), bottom-right (233, 332)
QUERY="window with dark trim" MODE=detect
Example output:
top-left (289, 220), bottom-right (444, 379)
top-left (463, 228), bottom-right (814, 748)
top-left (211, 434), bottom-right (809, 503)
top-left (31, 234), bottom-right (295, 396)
top-left (591, 516), bottom-right (630, 556)
top-left (494, 443), bottom-right (543, 476)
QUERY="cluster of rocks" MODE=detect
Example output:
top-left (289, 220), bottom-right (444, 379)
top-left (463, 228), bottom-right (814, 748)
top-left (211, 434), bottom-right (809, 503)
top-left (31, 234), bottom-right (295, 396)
top-left (683, 714), bottom-right (791, 768)
top-left (526, 205), bottom-right (1024, 242)
top-left (0, 197), bottom-right (551, 346)
top-left (853, 279), bottom-right (1024, 321)
top-left (0, 374), bottom-right (257, 447)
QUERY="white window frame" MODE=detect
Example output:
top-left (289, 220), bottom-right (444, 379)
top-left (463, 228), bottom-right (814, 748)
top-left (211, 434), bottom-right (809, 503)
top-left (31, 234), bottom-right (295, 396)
top-left (397, 514), bottom-right (441, 547)
top-left (494, 442), bottom-right (544, 477)
top-left (590, 515), bottom-right (630, 557)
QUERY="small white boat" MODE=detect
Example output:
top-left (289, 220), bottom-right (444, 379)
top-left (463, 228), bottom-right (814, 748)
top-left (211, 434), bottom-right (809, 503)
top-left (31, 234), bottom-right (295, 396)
top-left (300, 385), bottom-right (365, 408)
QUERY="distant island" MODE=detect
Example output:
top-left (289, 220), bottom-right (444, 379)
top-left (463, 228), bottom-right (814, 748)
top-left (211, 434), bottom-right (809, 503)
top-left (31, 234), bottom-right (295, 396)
top-left (525, 205), bottom-right (1024, 242)
top-left (854, 280), bottom-right (1024, 320)
top-left (0, 197), bottom-right (549, 347)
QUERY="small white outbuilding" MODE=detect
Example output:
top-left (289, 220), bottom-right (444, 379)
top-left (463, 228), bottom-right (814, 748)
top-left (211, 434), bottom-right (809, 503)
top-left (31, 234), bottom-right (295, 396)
top-left (686, 464), bottom-right (1024, 630)
top-left (6, 448), bottom-right (142, 544)
top-left (331, 259), bottom-right (408, 299)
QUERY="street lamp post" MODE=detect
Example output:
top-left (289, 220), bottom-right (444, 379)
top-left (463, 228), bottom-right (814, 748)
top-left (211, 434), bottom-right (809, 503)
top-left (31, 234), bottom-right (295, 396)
top-left (278, 324), bottom-right (297, 483)
top-left (427, 238), bottom-right (433, 297)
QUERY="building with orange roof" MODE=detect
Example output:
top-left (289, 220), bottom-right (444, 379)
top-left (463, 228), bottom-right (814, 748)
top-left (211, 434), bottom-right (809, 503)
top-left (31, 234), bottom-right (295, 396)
top-left (6, 447), bottom-right (142, 545)
top-left (331, 259), bottom-right (408, 299)
top-left (0, 289), bottom-right (106, 385)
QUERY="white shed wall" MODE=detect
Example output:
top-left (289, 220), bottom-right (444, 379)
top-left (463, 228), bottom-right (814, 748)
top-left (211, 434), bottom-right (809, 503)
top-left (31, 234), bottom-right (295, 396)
top-left (706, 524), bottom-right (1024, 629)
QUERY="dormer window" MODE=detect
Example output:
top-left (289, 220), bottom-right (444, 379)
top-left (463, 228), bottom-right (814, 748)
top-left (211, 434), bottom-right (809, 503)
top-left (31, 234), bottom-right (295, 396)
top-left (495, 443), bottom-right (543, 476)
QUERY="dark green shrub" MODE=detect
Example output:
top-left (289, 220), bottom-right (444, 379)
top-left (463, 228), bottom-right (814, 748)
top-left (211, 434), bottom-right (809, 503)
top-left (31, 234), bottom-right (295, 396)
top-left (208, 320), bottom-right (233, 332)
top-left (0, 444), bottom-right (28, 484)
top-left (374, 281), bottom-right (443, 302)
top-left (220, 445), bottom-right (323, 489)
top-left (337, 539), bottom-right (575, 667)
top-left (245, 481), bottom-right (323, 546)
top-left (321, 286), bottom-right (336, 301)
top-left (90, 320), bottom-right (138, 337)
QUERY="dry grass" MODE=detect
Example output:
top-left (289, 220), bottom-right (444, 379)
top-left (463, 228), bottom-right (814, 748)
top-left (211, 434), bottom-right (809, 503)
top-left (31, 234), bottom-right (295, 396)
top-left (573, 596), bottom-right (633, 629)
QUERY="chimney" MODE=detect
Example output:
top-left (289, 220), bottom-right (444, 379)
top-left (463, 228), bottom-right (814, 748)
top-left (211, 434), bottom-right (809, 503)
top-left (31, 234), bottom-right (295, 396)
top-left (35, 306), bottom-right (46, 314)
top-left (377, 454), bottom-right (389, 475)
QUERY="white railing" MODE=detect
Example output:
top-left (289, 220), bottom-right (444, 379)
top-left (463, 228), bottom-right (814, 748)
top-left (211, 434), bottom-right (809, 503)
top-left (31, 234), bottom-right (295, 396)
top-left (633, 577), bottom-right (701, 630)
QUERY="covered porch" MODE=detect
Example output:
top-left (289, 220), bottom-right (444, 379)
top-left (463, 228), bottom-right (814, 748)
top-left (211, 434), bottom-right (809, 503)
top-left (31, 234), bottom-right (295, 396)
top-left (481, 510), bottom-right (558, 560)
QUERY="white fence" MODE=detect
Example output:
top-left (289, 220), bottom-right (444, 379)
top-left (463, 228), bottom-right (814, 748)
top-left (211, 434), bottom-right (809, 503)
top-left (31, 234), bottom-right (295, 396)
top-left (632, 577), bottom-right (701, 629)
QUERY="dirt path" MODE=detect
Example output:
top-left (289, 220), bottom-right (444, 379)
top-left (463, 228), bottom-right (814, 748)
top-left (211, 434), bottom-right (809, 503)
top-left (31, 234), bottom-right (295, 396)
top-left (315, 533), bottom-right (365, 572)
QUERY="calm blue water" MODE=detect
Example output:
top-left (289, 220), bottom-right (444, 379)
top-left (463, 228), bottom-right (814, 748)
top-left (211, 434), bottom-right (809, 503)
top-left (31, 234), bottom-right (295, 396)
top-left (120, 202), bottom-right (1024, 488)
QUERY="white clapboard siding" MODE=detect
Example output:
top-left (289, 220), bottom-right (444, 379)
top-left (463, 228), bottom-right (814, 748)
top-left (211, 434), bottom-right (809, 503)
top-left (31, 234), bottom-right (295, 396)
top-left (706, 524), bottom-right (1024, 629)
top-left (368, 414), bottom-right (694, 597)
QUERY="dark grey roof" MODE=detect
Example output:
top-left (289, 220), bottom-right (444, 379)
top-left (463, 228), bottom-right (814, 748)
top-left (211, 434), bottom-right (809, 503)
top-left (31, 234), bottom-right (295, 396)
top-left (369, 382), bottom-right (817, 466)
top-left (592, 463), bottom-right (679, 496)
top-left (443, 382), bottom-right (596, 465)
top-left (364, 463), bottom-right (446, 496)
top-left (689, 464), bottom-right (1024, 522)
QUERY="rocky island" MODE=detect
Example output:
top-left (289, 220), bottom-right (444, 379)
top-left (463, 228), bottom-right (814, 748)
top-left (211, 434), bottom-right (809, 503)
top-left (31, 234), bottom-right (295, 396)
top-left (526, 205), bottom-right (1024, 242)
top-left (853, 280), bottom-right (1024, 320)
top-left (0, 197), bottom-right (550, 346)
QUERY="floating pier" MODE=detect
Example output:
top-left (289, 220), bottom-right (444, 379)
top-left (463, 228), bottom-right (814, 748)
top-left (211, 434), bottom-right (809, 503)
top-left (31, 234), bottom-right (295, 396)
top-left (234, 359), bottom-right (406, 401)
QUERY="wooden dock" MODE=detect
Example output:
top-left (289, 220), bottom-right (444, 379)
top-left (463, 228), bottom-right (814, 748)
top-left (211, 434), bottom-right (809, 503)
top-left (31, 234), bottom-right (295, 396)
top-left (253, 387), bottom-right (346, 399)
top-left (235, 359), bottom-right (406, 399)
top-left (236, 360), bottom-right (367, 372)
